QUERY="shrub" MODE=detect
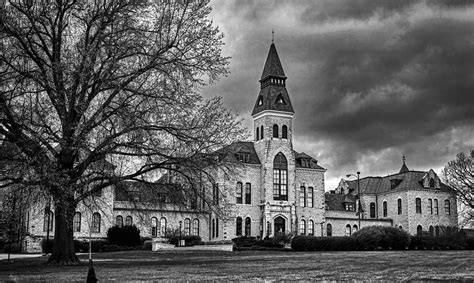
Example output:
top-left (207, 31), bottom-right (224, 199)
top-left (352, 226), bottom-right (410, 250)
top-left (255, 237), bottom-right (284, 248)
top-left (4, 242), bottom-right (21, 253)
top-left (232, 236), bottom-right (257, 247)
top-left (107, 225), bottom-right (141, 247)
top-left (143, 240), bottom-right (152, 250)
top-left (41, 238), bottom-right (54, 253)
top-left (409, 233), bottom-right (468, 250)
top-left (291, 236), bottom-right (357, 251)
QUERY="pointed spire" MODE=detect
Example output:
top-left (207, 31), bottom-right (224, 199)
top-left (260, 42), bottom-right (286, 81)
top-left (252, 41), bottom-right (294, 116)
top-left (399, 155), bottom-right (409, 173)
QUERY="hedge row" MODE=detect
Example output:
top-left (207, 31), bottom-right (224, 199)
top-left (291, 236), bottom-right (357, 251)
top-left (40, 238), bottom-right (151, 253)
top-left (232, 236), bottom-right (285, 248)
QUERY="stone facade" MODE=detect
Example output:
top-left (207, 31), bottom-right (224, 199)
top-left (327, 161), bottom-right (458, 236)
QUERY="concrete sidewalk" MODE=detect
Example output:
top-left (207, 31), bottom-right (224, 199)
top-left (0, 253), bottom-right (45, 261)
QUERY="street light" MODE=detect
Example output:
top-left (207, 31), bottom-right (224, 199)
top-left (346, 171), bottom-right (361, 230)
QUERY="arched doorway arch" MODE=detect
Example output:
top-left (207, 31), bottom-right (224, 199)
top-left (274, 216), bottom-right (286, 234)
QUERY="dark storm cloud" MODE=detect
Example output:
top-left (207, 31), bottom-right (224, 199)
top-left (207, 0), bottom-right (474, 189)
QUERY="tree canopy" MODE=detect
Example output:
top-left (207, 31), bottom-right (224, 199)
top-left (0, 0), bottom-right (244, 264)
top-left (443, 150), bottom-right (474, 226)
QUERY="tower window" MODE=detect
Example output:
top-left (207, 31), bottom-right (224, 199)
top-left (260, 125), bottom-right (264, 140)
top-left (257, 96), bottom-right (263, 106)
top-left (245, 183), bottom-right (251, 204)
top-left (383, 201), bottom-right (387, 217)
top-left (256, 127), bottom-right (259, 141)
top-left (272, 124), bottom-right (279, 138)
top-left (397, 199), bottom-right (402, 214)
top-left (415, 198), bottom-right (422, 214)
top-left (273, 152), bottom-right (288, 201)
top-left (276, 94), bottom-right (285, 104)
top-left (282, 125), bottom-right (288, 139)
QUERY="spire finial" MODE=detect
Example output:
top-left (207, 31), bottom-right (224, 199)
top-left (272, 29), bottom-right (274, 43)
top-left (403, 155), bottom-right (406, 164)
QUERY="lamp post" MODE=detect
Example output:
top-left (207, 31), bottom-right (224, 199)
top-left (179, 221), bottom-right (182, 247)
top-left (346, 171), bottom-right (361, 230)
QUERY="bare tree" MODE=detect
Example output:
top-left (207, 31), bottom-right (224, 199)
top-left (0, 0), bottom-right (245, 265)
top-left (443, 150), bottom-right (474, 226)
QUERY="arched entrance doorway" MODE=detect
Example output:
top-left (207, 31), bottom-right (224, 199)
top-left (274, 216), bottom-right (285, 234)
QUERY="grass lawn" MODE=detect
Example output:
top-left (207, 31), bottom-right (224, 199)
top-left (1, 250), bottom-right (473, 281)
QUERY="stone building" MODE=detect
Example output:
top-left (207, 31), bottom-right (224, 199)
top-left (0, 42), bottom-right (459, 252)
top-left (325, 157), bottom-right (458, 237)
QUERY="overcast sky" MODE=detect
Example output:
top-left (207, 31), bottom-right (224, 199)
top-left (203, 0), bottom-right (474, 190)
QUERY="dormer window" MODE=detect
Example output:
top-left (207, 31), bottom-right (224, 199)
top-left (429, 178), bottom-right (435, 188)
top-left (257, 96), bottom-right (263, 106)
top-left (390, 179), bottom-right (401, 189)
top-left (301, 158), bottom-right (311, 168)
top-left (236, 152), bottom-right (250, 163)
top-left (345, 203), bottom-right (355, 211)
top-left (275, 93), bottom-right (285, 104)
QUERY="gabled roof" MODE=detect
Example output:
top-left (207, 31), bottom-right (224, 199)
top-left (218, 141), bottom-right (261, 165)
top-left (344, 171), bottom-right (453, 195)
top-left (325, 193), bottom-right (355, 211)
top-left (294, 151), bottom-right (325, 170)
top-left (260, 43), bottom-right (286, 81)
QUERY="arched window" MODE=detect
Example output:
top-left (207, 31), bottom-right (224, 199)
top-left (345, 224), bottom-right (352, 236)
top-left (435, 226), bottom-right (440, 237)
top-left (260, 125), bottom-right (264, 140)
top-left (282, 125), bottom-right (288, 139)
top-left (415, 198), bottom-right (422, 214)
top-left (444, 200), bottom-right (451, 215)
top-left (151, 217), bottom-right (158, 237)
top-left (397, 199), bottom-right (402, 214)
top-left (116, 215), bottom-right (123, 228)
top-left (428, 199), bottom-right (433, 214)
top-left (245, 217), bottom-right (251, 236)
top-left (370, 202), bottom-right (376, 218)
top-left (273, 153), bottom-right (288, 201)
top-left (125, 216), bottom-right (132, 226)
top-left (434, 199), bottom-right (439, 214)
top-left (383, 201), bottom-right (387, 217)
top-left (43, 208), bottom-right (54, 232)
top-left (236, 182), bottom-right (242, 204)
top-left (300, 219), bottom-right (306, 235)
top-left (216, 218), bottom-right (219, 238)
top-left (245, 183), bottom-right (251, 204)
top-left (184, 218), bottom-right (191, 236)
top-left (308, 220), bottom-right (314, 236)
top-left (353, 225), bottom-right (358, 233)
top-left (192, 219), bottom-right (199, 236)
top-left (92, 212), bottom-right (101, 233)
top-left (256, 127), bottom-right (259, 141)
top-left (272, 124), bottom-right (279, 138)
top-left (429, 178), bottom-right (435, 188)
top-left (160, 217), bottom-right (167, 237)
top-left (416, 225), bottom-right (423, 236)
top-left (236, 217), bottom-right (242, 236)
top-left (73, 212), bottom-right (81, 232)
top-left (429, 225), bottom-right (434, 236)
top-left (327, 223), bottom-right (332, 237)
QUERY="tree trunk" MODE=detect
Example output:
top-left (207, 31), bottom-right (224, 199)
top-left (48, 200), bottom-right (80, 265)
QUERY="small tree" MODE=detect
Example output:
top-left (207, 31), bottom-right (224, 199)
top-left (443, 150), bottom-right (474, 226)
